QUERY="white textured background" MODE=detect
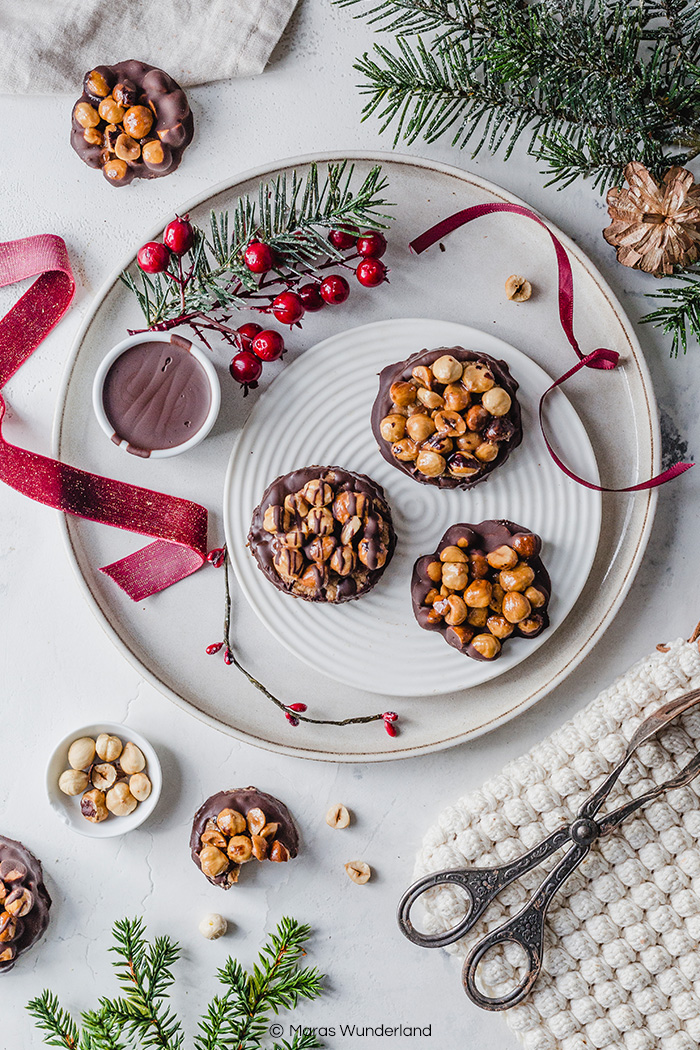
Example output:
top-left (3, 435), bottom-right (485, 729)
top-left (0, 1), bottom-right (698, 1046)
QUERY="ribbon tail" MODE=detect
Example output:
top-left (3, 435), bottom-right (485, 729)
top-left (101, 540), bottom-right (206, 601)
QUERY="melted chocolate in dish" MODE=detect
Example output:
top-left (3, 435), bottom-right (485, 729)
top-left (412, 520), bottom-right (551, 662)
top-left (190, 788), bottom-right (299, 889)
top-left (371, 346), bottom-right (522, 489)
top-left (0, 836), bottom-right (52, 974)
top-left (248, 465), bottom-right (396, 604)
top-left (102, 337), bottom-right (212, 456)
top-left (70, 60), bottom-right (194, 187)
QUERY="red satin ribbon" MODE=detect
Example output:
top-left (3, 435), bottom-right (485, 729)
top-left (410, 204), bottom-right (693, 492)
top-left (0, 234), bottom-right (208, 600)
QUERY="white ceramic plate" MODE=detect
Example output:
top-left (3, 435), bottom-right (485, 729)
top-left (225, 319), bottom-right (601, 695)
top-left (55, 152), bottom-right (659, 760)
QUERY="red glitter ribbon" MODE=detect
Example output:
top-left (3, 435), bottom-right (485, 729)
top-left (0, 234), bottom-right (208, 599)
top-left (411, 203), bottom-right (692, 491)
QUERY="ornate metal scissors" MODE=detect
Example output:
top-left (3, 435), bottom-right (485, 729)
top-left (398, 689), bottom-right (700, 1011)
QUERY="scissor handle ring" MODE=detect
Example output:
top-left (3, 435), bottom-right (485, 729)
top-left (462, 933), bottom-right (541, 1011)
top-left (397, 870), bottom-right (476, 949)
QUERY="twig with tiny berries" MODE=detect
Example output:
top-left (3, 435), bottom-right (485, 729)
top-left (205, 547), bottom-right (399, 736)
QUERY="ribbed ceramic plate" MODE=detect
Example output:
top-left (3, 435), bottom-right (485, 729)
top-left (225, 319), bottom-right (601, 695)
top-left (55, 152), bottom-right (658, 760)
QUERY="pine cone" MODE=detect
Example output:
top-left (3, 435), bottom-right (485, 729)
top-left (603, 161), bottom-right (700, 276)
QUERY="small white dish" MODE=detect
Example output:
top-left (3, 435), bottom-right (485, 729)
top-left (92, 331), bottom-right (220, 458)
top-left (46, 722), bottom-right (162, 838)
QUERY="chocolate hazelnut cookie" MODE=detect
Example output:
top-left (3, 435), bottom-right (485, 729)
top-left (371, 347), bottom-right (522, 488)
top-left (70, 60), bottom-right (194, 186)
top-left (248, 465), bottom-right (396, 603)
top-left (412, 520), bottom-right (550, 661)
top-left (0, 837), bottom-right (51, 973)
top-left (190, 788), bottom-right (299, 889)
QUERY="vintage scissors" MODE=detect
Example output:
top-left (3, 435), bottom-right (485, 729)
top-left (398, 689), bottom-right (700, 1011)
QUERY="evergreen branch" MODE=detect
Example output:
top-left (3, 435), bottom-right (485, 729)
top-left (27, 992), bottom-right (80, 1050)
top-left (641, 271), bottom-right (700, 356)
top-left (273, 1032), bottom-right (324, 1050)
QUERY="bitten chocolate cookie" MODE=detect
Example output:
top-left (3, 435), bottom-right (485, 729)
top-left (0, 837), bottom-right (52, 973)
top-left (371, 347), bottom-right (522, 488)
top-left (70, 60), bottom-right (194, 186)
top-left (248, 465), bottom-right (396, 603)
top-left (412, 520), bottom-right (550, 661)
top-left (190, 788), bottom-right (299, 889)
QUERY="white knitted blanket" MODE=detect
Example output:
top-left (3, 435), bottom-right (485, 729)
top-left (416, 638), bottom-right (700, 1050)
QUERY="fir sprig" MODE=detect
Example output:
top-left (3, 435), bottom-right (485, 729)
top-left (641, 271), bottom-right (700, 356)
top-left (342, 0), bottom-right (700, 192)
top-left (28, 917), bottom-right (325, 1050)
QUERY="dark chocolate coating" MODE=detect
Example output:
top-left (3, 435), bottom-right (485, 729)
top-left (371, 346), bottom-right (522, 489)
top-left (0, 837), bottom-right (51, 974)
top-left (248, 465), bottom-right (396, 604)
top-left (411, 520), bottom-right (551, 661)
top-left (190, 788), bottom-right (299, 889)
top-left (70, 60), bottom-right (194, 186)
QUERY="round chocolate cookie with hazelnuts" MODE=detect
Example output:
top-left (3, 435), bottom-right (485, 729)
top-left (248, 465), bottom-right (396, 604)
top-left (0, 837), bottom-right (52, 974)
top-left (371, 347), bottom-right (522, 489)
top-left (412, 520), bottom-right (550, 661)
top-left (70, 59), bottom-right (194, 187)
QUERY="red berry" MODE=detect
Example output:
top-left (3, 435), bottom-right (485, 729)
top-left (384, 721), bottom-right (398, 737)
top-left (224, 648), bottom-right (234, 665)
top-left (356, 258), bottom-right (387, 288)
top-left (245, 241), bottom-right (274, 274)
top-left (285, 713), bottom-right (300, 727)
top-left (237, 322), bottom-right (263, 349)
top-left (137, 241), bottom-right (171, 274)
top-left (252, 329), bottom-right (285, 362)
top-left (357, 230), bottom-right (387, 258)
top-left (206, 642), bottom-right (223, 655)
top-left (230, 350), bottom-right (263, 386)
top-left (319, 274), bottom-right (350, 305)
top-left (382, 711), bottom-right (398, 722)
top-left (163, 216), bottom-right (194, 255)
top-left (272, 291), bottom-right (305, 326)
top-left (298, 283), bottom-right (325, 312)
top-left (288, 703), bottom-right (307, 712)
top-left (328, 228), bottom-right (358, 251)
top-left (207, 547), bottom-right (226, 567)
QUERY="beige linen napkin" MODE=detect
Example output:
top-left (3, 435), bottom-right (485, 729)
top-left (0, 0), bottom-right (299, 94)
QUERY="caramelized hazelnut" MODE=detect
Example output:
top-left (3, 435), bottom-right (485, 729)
top-left (390, 381), bottom-right (417, 406)
top-left (263, 505), bottom-right (283, 533)
top-left (103, 124), bottom-right (120, 151)
top-left (512, 532), bottom-right (541, 558)
top-left (227, 835), bottom-right (253, 863)
top-left (85, 70), bottom-right (111, 97)
top-left (448, 452), bottom-right (479, 478)
top-left (415, 449), bottom-right (445, 477)
top-left (417, 387), bottom-right (444, 410)
top-left (251, 835), bottom-right (269, 860)
top-left (441, 562), bottom-right (469, 590)
top-left (330, 545), bottom-right (355, 576)
top-left (331, 491), bottom-right (368, 524)
top-left (461, 362), bottom-right (495, 393)
top-left (123, 105), bottom-right (154, 139)
top-left (392, 437), bottom-right (418, 461)
top-left (74, 102), bottom-right (100, 128)
top-left (301, 479), bottom-right (334, 506)
top-left (0, 945), bottom-right (15, 963)
top-left (481, 386), bottom-right (512, 416)
top-left (433, 410), bottom-right (466, 437)
top-left (426, 608), bottom-right (443, 624)
top-left (83, 127), bottom-right (103, 146)
top-left (0, 914), bottom-right (16, 943)
top-left (446, 624), bottom-right (474, 648)
top-left (142, 139), bottom-right (166, 166)
top-left (443, 383), bottom-right (470, 411)
top-left (457, 432), bottom-right (481, 452)
top-left (486, 615), bottom-right (514, 639)
top-left (525, 586), bottom-right (546, 608)
top-left (487, 545), bottom-right (519, 570)
top-left (471, 633), bottom-right (501, 659)
top-left (424, 433), bottom-right (453, 455)
top-left (465, 405), bottom-right (490, 431)
top-left (103, 159), bottom-right (129, 182)
top-left (440, 545), bottom-right (468, 563)
top-left (406, 414), bottom-right (436, 443)
top-left (340, 515), bottom-right (362, 544)
top-left (217, 808), bottom-right (247, 836)
top-left (270, 841), bottom-right (290, 862)
top-left (485, 417), bottom-right (516, 443)
top-left (5, 888), bottom-right (34, 918)
top-left (380, 414), bottom-right (406, 442)
top-left (305, 536), bottom-right (337, 563)
top-left (358, 538), bottom-right (387, 569)
top-left (469, 551), bottom-right (490, 578)
top-left (427, 560), bottom-right (443, 582)
top-left (431, 355), bottom-right (463, 384)
top-left (502, 591), bottom-right (532, 624)
top-left (98, 97), bottom-right (125, 124)
top-left (464, 580), bottom-right (492, 608)
top-left (200, 820), bottom-right (228, 849)
top-left (444, 594), bottom-right (468, 626)
top-left (518, 614), bottom-right (545, 636)
top-left (499, 564), bottom-right (536, 593)
top-left (475, 441), bottom-right (499, 462)
top-left (489, 582), bottom-right (505, 613)
top-left (112, 80), bottom-right (138, 107)
top-left (284, 529), bottom-right (305, 549)
top-left (306, 507), bottom-right (335, 536)
top-left (199, 845), bottom-right (229, 879)
top-left (260, 822), bottom-right (280, 839)
top-left (247, 808), bottom-right (267, 835)
top-left (424, 588), bottom-right (441, 605)
top-left (467, 606), bottom-right (489, 627)
top-left (285, 492), bottom-right (310, 517)
top-left (115, 133), bottom-right (141, 162)
top-left (411, 365), bottom-right (434, 389)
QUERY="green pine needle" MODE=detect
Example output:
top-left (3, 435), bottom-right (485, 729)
top-left (641, 271), bottom-right (700, 356)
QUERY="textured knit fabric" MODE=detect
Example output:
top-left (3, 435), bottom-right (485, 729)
top-left (0, 0), bottom-right (298, 94)
top-left (416, 638), bottom-right (700, 1050)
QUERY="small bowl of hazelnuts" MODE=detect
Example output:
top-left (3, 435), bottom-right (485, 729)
top-left (46, 723), bottom-right (162, 838)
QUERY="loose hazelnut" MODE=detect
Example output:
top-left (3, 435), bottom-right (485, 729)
top-left (112, 80), bottom-right (138, 107)
top-left (441, 562), bottom-right (469, 590)
top-left (465, 404), bottom-right (490, 431)
top-left (74, 102), bottom-right (100, 128)
top-left (464, 580), bottom-right (493, 608)
top-left (461, 362), bottom-right (495, 393)
top-left (345, 860), bottom-right (371, 884)
top-left (390, 381), bottom-right (417, 406)
top-left (326, 803), bottom-right (351, 829)
top-left (83, 127), bottom-right (103, 146)
top-left (201, 820), bottom-right (228, 849)
top-left (217, 808), bottom-right (247, 836)
top-left (5, 888), bottom-right (33, 918)
top-left (123, 105), bottom-right (154, 138)
top-left (81, 789), bottom-right (108, 823)
top-left (301, 479), bottom-right (334, 507)
top-left (227, 835), bottom-right (253, 863)
top-left (59, 768), bottom-right (89, 796)
top-left (475, 441), bottom-right (499, 462)
top-left (269, 841), bottom-right (290, 862)
top-left (443, 383), bottom-right (470, 411)
top-left (486, 615), bottom-right (514, 639)
top-left (115, 133), bottom-right (141, 162)
top-left (330, 545), bottom-right (355, 576)
top-left (85, 70), bottom-right (111, 97)
top-left (502, 591), bottom-right (532, 624)
top-left (96, 733), bottom-right (123, 762)
top-left (481, 387), bottom-right (512, 417)
top-left (499, 564), bottom-right (535, 593)
top-left (457, 432), bottom-right (481, 452)
top-left (251, 835), bottom-right (269, 860)
top-left (471, 634), bottom-right (501, 659)
top-left (525, 586), bottom-right (546, 608)
top-left (91, 763), bottom-right (118, 791)
top-left (98, 97), bottom-right (125, 124)
top-left (406, 414), bottom-right (436, 443)
top-left (274, 546), bottom-right (304, 581)
top-left (433, 410), bottom-right (466, 437)
top-left (68, 736), bottom-right (96, 770)
top-left (505, 274), bottom-right (532, 302)
top-left (414, 449), bottom-right (444, 477)
top-left (392, 437), bottom-right (419, 461)
top-left (142, 139), bottom-right (166, 166)
top-left (448, 452), bottom-right (479, 478)
top-left (512, 532), bottom-right (541, 558)
top-left (467, 606), bottom-right (489, 628)
top-left (120, 742), bottom-right (146, 775)
top-left (260, 822), bottom-right (280, 839)
top-left (247, 808), bottom-right (266, 835)
top-left (431, 355), bottom-right (462, 384)
top-left (444, 595), bottom-right (468, 626)
top-left (411, 365), bottom-right (434, 389)
top-left (306, 507), bottom-right (335, 536)
top-left (440, 545), bottom-right (468, 563)
top-left (199, 845), bottom-right (229, 879)
top-left (130, 773), bottom-right (152, 802)
top-left (417, 387), bottom-right (444, 410)
top-left (103, 159), bottom-right (129, 182)
top-left (106, 782), bottom-right (138, 817)
top-left (518, 614), bottom-right (545, 636)
top-left (199, 913), bottom-right (227, 940)
top-left (427, 561), bottom-right (443, 583)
